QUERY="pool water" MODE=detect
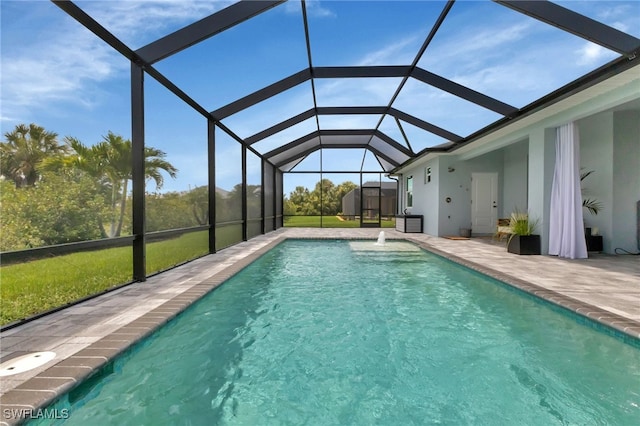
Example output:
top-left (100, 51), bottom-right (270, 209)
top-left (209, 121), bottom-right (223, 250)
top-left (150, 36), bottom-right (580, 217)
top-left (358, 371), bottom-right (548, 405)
top-left (38, 240), bottom-right (639, 425)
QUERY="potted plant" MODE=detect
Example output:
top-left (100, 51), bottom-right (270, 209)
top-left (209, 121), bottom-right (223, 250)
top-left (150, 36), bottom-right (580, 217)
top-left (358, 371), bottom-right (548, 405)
top-left (507, 211), bottom-right (541, 255)
top-left (581, 169), bottom-right (602, 216)
top-left (581, 170), bottom-right (603, 251)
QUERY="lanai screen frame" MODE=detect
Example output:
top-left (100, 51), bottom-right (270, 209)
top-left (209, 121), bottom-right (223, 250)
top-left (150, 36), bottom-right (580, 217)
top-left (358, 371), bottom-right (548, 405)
top-left (49, 0), bottom-right (640, 282)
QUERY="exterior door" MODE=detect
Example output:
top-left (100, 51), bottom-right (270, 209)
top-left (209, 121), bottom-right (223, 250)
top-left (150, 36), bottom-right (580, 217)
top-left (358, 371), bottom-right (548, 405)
top-left (361, 186), bottom-right (381, 227)
top-left (471, 172), bottom-right (498, 234)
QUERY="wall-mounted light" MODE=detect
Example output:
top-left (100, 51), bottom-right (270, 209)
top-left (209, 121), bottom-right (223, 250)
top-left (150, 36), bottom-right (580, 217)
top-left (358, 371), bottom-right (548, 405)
top-left (448, 167), bottom-right (455, 173)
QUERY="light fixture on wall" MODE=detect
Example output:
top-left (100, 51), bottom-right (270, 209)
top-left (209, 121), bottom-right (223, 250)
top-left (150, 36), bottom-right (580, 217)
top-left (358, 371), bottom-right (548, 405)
top-left (448, 167), bottom-right (455, 173)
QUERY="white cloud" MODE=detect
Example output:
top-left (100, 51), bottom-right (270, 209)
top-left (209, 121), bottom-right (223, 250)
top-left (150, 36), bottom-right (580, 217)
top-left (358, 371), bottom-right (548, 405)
top-left (315, 77), bottom-right (401, 108)
top-left (1, 24), bottom-right (120, 125)
top-left (596, 3), bottom-right (635, 23)
top-left (610, 21), bottom-right (630, 33)
top-left (302, 0), bottom-right (336, 19)
top-left (0, 1), bottom-right (229, 126)
top-left (81, 0), bottom-right (231, 48)
top-left (576, 42), bottom-right (617, 67)
top-left (420, 22), bottom-right (533, 72)
top-left (357, 35), bottom-right (419, 66)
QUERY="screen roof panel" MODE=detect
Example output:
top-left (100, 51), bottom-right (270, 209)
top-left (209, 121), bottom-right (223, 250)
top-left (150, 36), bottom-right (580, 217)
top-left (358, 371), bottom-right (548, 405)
top-left (153, 2), bottom-right (307, 111)
top-left (287, 150), bottom-right (320, 172)
top-left (417, 0), bottom-right (622, 109)
top-left (397, 120), bottom-right (450, 153)
top-left (554, 1), bottom-right (640, 39)
top-left (251, 117), bottom-right (318, 155)
top-left (378, 116), bottom-right (412, 152)
top-left (321, 148), bottom-right (370, 171)
top-left (393, 78), bottom-right (503, 138)
top-left (315, 77), bottom-right (402, 107)
top-left (75, 0), bottom-right (240, 50)
top-left (317, 114), bottom-right (382, 130)
top-left (221, 81), bottom-right (315, 139)
top-left (362, 150), bottom-right (385, 171)
top-left (267, 135), bottom-right (319, 166)
top-left (369, 136), bottom-right (410, 165)
top-left (376, 156), bottom-right (396, 172)
top-left (306, 0), bottom-right (446, 66)
top-left (318, 133), bottom-right (373, 146)
top-left (42, 0), bottom-right (640, 178)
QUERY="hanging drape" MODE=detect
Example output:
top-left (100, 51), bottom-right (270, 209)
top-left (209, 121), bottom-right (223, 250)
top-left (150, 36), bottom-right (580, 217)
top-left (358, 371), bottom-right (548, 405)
top-left (549, 122), bottom-right (588, 259)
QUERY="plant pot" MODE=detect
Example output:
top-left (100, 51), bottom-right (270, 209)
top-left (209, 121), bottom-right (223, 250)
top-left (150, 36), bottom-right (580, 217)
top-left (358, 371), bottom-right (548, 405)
top-left (507, 234), bottom-right (541, 255)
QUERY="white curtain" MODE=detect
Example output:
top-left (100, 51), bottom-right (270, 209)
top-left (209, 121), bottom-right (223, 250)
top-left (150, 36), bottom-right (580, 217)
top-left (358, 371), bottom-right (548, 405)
top-left (549, 122), bottom-right (588, 259)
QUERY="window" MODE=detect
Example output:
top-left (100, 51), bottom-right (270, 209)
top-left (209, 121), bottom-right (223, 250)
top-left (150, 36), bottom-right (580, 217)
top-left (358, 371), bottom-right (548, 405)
top-left (407, 176), bottom-right (413, 208)
top-left (425, 167), bottom-right (431, 183)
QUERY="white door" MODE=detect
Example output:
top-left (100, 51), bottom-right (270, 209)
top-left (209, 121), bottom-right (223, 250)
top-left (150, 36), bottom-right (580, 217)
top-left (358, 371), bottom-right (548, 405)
top-left (471, 172), bottom-right (498, 234)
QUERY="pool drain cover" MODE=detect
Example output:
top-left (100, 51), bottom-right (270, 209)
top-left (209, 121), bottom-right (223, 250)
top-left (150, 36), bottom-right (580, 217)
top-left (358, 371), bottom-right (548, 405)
top-left (0, 351), bottom-right (56, 376)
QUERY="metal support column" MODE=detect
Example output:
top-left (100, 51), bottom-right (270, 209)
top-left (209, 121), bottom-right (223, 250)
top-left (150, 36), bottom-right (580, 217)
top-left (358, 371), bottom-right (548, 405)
top-left (131, 63), bottom-right (146, 282)
top-left (242, 144), bottom-right (248, 241)
top-left (277, 170), bottom-right (283, 229)
top-left (261, 160), bottom-right (266, 235)
top-left (273, 166), bottom-right (278, 230)
top-left (208, 120), bottom-right (216, 253)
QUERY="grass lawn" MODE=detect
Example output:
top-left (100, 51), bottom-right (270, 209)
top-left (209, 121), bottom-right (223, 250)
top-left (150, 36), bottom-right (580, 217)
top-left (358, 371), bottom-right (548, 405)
top-left (285, 215), bottom-right (396, 228)
top-left (1, 231), bottom-right (210, 325)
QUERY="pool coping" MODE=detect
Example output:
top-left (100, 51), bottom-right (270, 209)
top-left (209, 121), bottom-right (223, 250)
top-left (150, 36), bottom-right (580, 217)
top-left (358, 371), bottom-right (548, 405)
top-left (1, 234), bottom-right (639, 425)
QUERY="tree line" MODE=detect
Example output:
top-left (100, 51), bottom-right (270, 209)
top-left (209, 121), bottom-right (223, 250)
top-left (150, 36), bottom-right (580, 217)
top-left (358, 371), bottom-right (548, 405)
top-left (284, 179), bottom-right (358, 216)
top-left (0, 124), bottom-right (256, 252)
top-left (1, 123), bottom-right (361, 251)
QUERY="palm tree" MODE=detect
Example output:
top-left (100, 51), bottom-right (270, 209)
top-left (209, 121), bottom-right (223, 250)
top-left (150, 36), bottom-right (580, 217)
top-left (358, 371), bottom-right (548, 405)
top-left (53, 132), bottom-right (178, 237)
top-left (0, 123), bottom-right (67, 187)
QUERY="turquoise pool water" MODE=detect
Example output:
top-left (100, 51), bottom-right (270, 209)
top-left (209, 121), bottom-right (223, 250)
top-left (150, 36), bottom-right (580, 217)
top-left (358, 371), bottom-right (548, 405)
top-left (38, 240), bottom-right (639, 425)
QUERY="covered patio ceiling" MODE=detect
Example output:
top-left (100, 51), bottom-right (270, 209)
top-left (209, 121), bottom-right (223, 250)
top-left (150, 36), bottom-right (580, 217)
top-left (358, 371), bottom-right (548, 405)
top-left (55, 0), bottom-right (640, 173)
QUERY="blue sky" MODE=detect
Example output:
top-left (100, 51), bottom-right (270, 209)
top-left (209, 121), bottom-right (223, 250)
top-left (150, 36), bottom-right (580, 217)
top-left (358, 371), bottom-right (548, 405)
top-left (1, 0), bottom-right (638, 195)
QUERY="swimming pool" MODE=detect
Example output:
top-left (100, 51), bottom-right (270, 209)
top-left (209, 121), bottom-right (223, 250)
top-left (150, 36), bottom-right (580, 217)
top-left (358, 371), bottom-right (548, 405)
top-left (34, 240), bottom-right (640, 425)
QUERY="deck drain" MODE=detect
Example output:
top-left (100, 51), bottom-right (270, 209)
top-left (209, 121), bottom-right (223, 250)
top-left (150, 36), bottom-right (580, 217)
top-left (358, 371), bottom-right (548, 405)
top-left (0, 351), bottom-right (56, 376)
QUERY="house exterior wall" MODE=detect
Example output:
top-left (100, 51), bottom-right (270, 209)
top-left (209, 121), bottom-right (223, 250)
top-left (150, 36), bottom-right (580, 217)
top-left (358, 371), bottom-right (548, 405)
top-left (438, 155), bottom-right (469, 237)
top-left (579, 111), bottom-right (615, 252)
top-left (437, 152), bottom-right (504, 236)
top-left (502, 140), bottom-right (529, 216)
top-left (400, 152), bottom-right (505, 237)
top-left (401, 158), bottom-right (440, 235)
top-left (613, 110), bottom-right (640, 253)
top-left (396, 68), bottom-right (638, 251)
top-left (579, 109), bottom-right (640, 254)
